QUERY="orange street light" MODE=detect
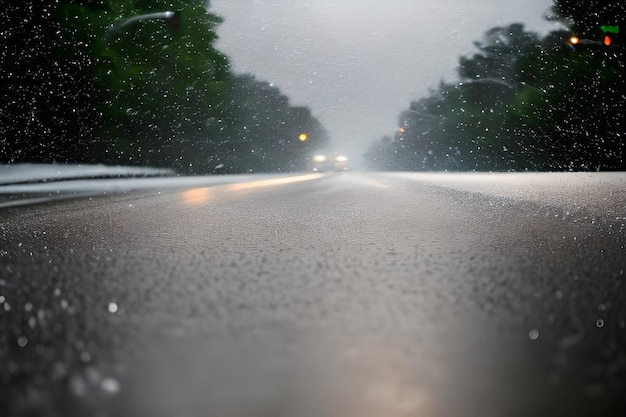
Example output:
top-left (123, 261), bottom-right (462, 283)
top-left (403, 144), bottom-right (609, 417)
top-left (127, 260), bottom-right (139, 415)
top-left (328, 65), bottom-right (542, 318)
top-left (299, 133), bottom-right (309, 142)
top-left (568, 35), bottom-right (580, 45)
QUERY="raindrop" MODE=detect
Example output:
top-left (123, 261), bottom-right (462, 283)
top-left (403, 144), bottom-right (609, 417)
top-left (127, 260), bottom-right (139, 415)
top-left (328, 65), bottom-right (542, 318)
top-left (60, 299), bottom-right (69, 309)
top-left (0, 295), bottom-right (5, 303)
top-left (108, 302), bottom-right (118, 314)
top-left (85, 367), bottom-right (101, 385)
top-left (17, 336), bottom-right (28, 347)
top-left (559, 333), bottom-right (582, 349)
top-left (52, 362), bottom-right (68, 380)
top-left (528, 329), bottom-right (540, 340)
top-left (100, 377), bottom-right (121, 395)
top-left (70, 374), bottom-right (87, 397)
top-left (555, 290), bottom-right (563, 300)
top-left (596, 319), bottom-right (605, 328)
top-left (80, 351), bottom-right (91, 363)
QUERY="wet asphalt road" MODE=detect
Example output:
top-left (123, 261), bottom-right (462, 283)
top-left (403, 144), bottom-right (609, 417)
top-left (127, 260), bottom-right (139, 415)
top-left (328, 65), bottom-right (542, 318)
top-left (1, 171), bottom-right (625, 417)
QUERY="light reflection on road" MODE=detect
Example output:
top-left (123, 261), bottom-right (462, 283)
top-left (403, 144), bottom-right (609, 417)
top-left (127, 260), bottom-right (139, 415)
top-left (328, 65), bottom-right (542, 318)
top-left (179, 187), bottom-right (212, 205)
top-left (324, 342), bottom-right (433, 417)
top-left (178, 173), bottom-right (323, 205)
top-left (225, 173), bottom-right (323, 192)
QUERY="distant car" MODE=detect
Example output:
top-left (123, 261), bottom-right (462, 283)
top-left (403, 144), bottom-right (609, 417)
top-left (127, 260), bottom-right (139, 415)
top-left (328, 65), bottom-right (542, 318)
top-left (334, 155), bottom-right (348, 171)
top-left (311, 154), bottom-right (348, 172)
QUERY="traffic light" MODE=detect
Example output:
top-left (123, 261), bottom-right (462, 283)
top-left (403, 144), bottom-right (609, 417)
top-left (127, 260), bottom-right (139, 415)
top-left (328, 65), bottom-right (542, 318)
top-left (600, 24), bottom-right (619, 47)
top-left (566, 25), bottom-right (621, 49)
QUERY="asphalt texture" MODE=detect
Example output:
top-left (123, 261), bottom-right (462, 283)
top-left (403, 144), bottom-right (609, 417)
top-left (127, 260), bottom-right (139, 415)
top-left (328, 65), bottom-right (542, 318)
top-left (1, 171), bottom-right (625, 417)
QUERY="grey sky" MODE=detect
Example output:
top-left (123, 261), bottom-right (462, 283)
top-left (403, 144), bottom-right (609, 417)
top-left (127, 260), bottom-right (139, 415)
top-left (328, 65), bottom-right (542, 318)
top-left (210, 0), bottom-right (559, 166)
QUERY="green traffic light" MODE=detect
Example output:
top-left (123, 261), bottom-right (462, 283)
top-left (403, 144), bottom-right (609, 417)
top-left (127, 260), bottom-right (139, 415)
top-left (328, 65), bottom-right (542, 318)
top-left (600, 25), bottom-right (619, 34)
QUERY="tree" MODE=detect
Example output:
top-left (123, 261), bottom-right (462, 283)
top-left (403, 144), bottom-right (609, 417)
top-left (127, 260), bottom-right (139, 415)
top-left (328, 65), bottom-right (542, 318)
top-left (366, 24), bottom-right (541, 171)
top-left (217, 74), bottom-right (329, 173)
top-left (0, 1), bottom-right (107, 162)
top-left (0, 0), bottom-right (230, 169)
top-left (87, 0), bottom-right (232, 171)
top-left (1, 0), bottom-right (329, 174)
top-left (550, 0), bottom-right (625, 37)
top-left (365, 12), bottom-right (626, 172)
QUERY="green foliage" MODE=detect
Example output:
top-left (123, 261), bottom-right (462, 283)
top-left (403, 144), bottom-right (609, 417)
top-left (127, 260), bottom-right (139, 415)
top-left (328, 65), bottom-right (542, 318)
top-left (199, 74), bottom-right (329, 173)
top-left (0, 0), bottom-right (327, 174)
top-left (95, 1), bottom-right (232, 171)
top-left (231, 75), bottom-right (328, 171)
top-left (366, 14), bottom-right (626, 172)
top-left (550, 0), bottom-right (625, 37)
top-left (0, 1), bottom-right (104, 162)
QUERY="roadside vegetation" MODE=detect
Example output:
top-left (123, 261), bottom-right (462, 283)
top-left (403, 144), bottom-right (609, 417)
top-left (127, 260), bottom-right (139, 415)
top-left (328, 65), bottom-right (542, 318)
top-left (0, 0), bottom-right (329, 174)
top-left (364, 1), bottom-right (625, 171)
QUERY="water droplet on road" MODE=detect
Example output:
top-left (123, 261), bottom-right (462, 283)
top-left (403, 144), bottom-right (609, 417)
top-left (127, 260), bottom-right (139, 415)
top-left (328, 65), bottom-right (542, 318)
top-left (101, 377), bottom-right (121, 395)
top-left (17, 336), bottom-right (28, 347)
top-left (70, 374), bottom-right (87, 397)
top-left (596, 319), bottom-right (605, 328)
top-left (80, 351), bottom-right (91, 363)
top-left (53, 362), bottom-right (68, 380)
top-left (528, 329), bottom-right (540, 340)
top-left (559, 333), bottom-right (582, 349)
top-left (108, 302), bottom-right (118, 313)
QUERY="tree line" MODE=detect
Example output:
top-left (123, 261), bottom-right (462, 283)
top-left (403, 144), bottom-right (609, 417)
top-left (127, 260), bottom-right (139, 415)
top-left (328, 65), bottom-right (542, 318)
top-left (0, 0), bottom-right (329, 174)
top-left (365, 1), bottom-right (625, 171)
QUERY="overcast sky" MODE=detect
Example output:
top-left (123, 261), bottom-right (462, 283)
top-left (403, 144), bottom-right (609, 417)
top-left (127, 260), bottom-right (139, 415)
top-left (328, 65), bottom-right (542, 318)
top-left (210, 0), bottom-right (559, 166)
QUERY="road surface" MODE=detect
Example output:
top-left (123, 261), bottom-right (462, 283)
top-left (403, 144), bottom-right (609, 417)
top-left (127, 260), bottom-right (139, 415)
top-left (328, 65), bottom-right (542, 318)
top-left (1, 171), bottom-right (625, 417)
